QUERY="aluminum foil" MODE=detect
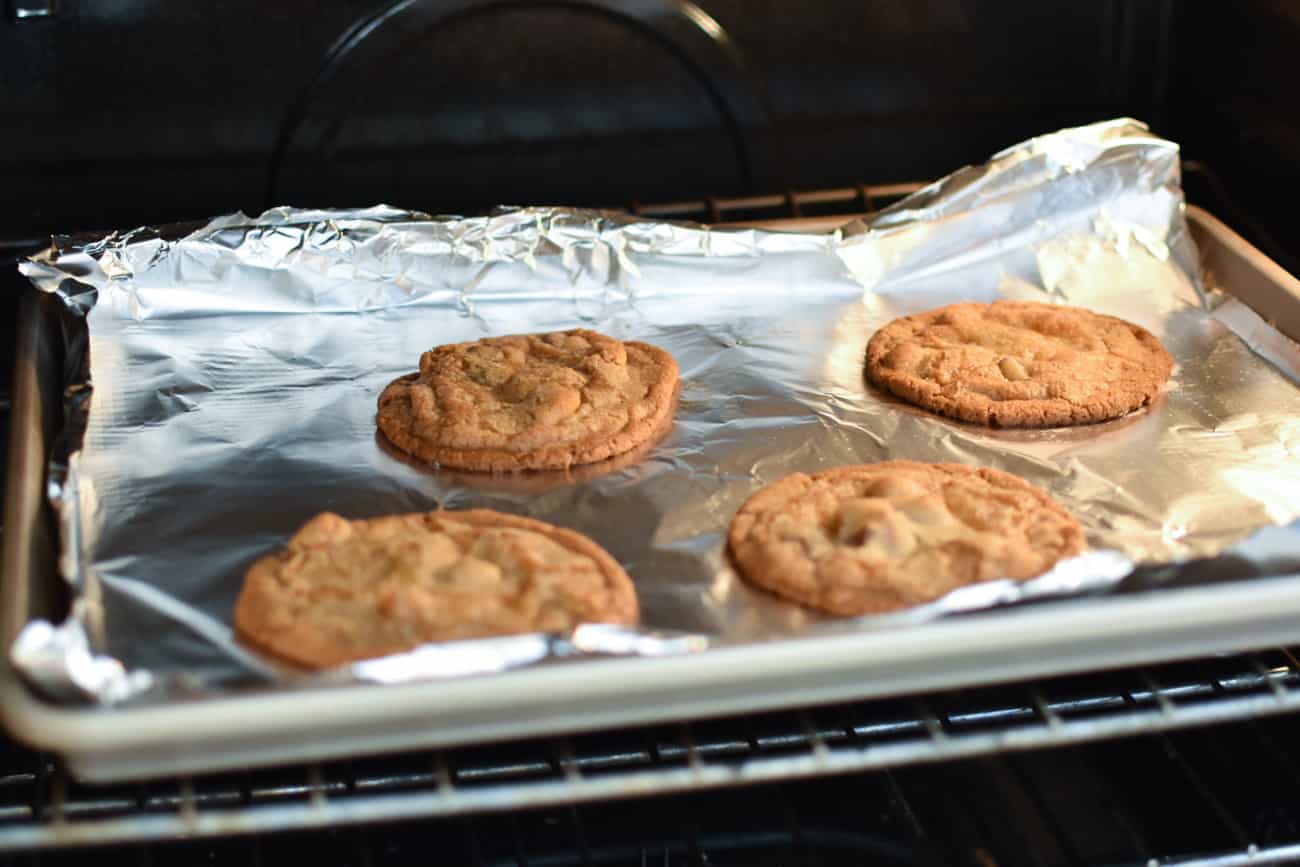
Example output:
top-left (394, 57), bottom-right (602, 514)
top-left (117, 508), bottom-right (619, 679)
top-left (15, 118), bottom-right (1300, 705)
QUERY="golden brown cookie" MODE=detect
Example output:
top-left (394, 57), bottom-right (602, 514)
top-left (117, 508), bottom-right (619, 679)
top-left (234, 509), bottom-right (638, 669)
top-left (375, 378), bottom-right (680, 495)
top-left (864, 301), bottom-right (1173, 427)
top-left (727, 462), bottom-right (1084, 616)
top-left (377, 329), bottom-right (679, 471)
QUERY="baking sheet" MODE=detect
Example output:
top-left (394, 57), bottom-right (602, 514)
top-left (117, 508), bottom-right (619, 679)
top-left (15, 118), bottom-right (1300, 706)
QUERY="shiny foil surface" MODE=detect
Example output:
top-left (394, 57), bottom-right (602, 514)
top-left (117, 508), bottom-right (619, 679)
top-left (15, 118), bottom-right (1300, 705)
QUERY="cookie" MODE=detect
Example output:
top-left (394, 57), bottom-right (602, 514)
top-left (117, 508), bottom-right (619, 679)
top-left (727, 462), bottom-right (1084, 616)
top-left (424, 398), bottom-right (679, 496)
top-left (865, 301), bottom-right (1173, 427)
top-left (377, 329), bottom-right (679, 471)
top-left (234, 509), bottom-right (638, 669)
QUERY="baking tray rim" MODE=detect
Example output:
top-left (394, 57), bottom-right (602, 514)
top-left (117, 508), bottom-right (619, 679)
top-left (5, 205), bottom-right (1300, 783)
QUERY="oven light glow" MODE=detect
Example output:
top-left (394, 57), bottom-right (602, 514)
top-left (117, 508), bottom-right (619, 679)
top-left (679, 1), bottom-right (724, 41)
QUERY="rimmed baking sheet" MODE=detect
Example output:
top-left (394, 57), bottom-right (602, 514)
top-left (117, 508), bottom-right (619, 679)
top-left (7, 119), bottom-right (1300, 780)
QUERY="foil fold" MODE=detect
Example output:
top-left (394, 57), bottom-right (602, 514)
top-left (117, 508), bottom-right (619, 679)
top-left (15, 118), bottom-right (1300, 706)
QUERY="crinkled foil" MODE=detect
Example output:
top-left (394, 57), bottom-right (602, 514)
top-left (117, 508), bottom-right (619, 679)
top-left (15, 118), bottom-right (1300, 705)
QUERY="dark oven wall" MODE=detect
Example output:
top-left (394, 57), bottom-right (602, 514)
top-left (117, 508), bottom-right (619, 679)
top-left (4, 1), bottom-right (1300, 402)
top-left (1169, 0), bottom-right (1300, 275)
top-left (2, 1), bottom-right (1298, 252)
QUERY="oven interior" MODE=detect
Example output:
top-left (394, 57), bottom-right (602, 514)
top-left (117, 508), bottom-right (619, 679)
top-left (4, 1), bottom-right (1300, 864)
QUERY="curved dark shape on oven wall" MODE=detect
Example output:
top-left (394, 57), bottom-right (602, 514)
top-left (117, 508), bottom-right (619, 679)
top-left (267, 0), bottom-right (786, 211)
top-left (1, 1), bottom-right (1298, 259)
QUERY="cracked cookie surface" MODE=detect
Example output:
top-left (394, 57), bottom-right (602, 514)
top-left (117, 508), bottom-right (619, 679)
top-left (727, 462), bottom-right (1084, 616)
top-left (234, 509), bottom-right (638, 668)
top-left (377, 329), bottom-right (679, 471)
top-left (865, 301), bottom-right (1173, 427)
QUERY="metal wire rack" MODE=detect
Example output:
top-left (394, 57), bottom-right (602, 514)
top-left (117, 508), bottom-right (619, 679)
top-left (624, 180), bottom-right (923, 225)
top-left (5, 648), bottom-right (1300, 860)
top-left (6, 180), bottom-right (1300, 865)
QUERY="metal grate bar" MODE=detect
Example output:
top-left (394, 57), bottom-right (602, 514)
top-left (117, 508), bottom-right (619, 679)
top-left (796, 711), bottom-right (830, 763)
top-left (913, 699), bottom-right (949, 745)
top-left (1140, 670), bottom-right (1179, 719)
top-left (477, 828), bottom-right (915, 867)
top-left (506, 811), bottom-right (528, 867)
top-left (1003, 752), bottom-right (1087, 867)
top-left (881, 768), bottom-right (925, 842)
top-left (626, 182), bottom-right (924, 222)
top-left (1121, 841), bottom-right (1300, 866)
top-left (10, 656), bottom-right (1300, 851)
top-left (1155, 729), bottom-right (1251, 851)
top-left (683, 793), bottom-right (703, 867)
top-left (566, 804), bottom-right (591, 867)
top-left (551, 740), bottom-right (581, 786)
top-left (1247, 716), bottom-right (1300, 789)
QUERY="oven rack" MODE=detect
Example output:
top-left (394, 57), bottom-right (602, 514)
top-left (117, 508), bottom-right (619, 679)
top-left (5, 647), bottom-right (1300, 855)
top-left (6, 176), bottom-right (1300, 863)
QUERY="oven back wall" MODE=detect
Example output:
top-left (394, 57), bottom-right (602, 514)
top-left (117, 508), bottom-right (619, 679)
top-left (1, 0), bottom-right (1198, 238)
